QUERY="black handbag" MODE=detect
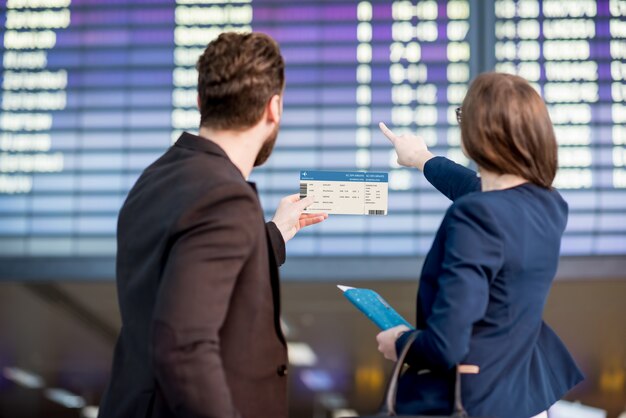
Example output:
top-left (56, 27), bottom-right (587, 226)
top-left (352, 332), bottom-right (489, 417)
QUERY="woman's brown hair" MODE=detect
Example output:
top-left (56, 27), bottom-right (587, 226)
top-left (460, 72), bottom-right (557, 189)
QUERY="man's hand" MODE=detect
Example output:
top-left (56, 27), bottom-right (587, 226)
top-left (376, 325), bottom-right (411, 362)
top-left (272, 194), bottom-right (328, 243)
top-left (379, 122), bottom-right (434, 171)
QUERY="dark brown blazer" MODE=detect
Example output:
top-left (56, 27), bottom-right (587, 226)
top-left (98, 132), bottom-right (288, 418)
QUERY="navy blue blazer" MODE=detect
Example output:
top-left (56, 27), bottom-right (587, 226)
top-left (394, 157), bottom-right (583, 418)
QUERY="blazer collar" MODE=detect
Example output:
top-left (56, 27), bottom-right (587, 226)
top-left (174, 131), bottom-right (257, 192)
top-left (174, 131), bottom-right (230, 160)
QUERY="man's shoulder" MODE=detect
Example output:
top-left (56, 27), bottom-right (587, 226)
top-left (123, 147), bottom-right (256, 223)
top-left (147, 145), bottom-right (248, 193)
top-left (169, 143), bottom-right (244, 179)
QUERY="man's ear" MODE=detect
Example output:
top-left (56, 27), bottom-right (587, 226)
top-left (267, 94), bottom-right (282, 124)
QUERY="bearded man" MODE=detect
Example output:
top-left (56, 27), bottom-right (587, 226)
top-left (99, 32), bottom-right (326, 418)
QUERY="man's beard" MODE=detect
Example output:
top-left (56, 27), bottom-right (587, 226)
top-left (254, 124), bottom-right (279, 167)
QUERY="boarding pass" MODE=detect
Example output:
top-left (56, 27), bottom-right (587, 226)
top-left (300, 170), bottom-right (388, 215)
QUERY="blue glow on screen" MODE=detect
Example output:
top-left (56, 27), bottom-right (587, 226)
top-left (0, 0), bottom-right (624, 265)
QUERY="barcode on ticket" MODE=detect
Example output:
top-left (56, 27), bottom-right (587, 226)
top-left (299, 182), bottom-right (308, 199)
top-left (368, 210), bottom-right (385, 216)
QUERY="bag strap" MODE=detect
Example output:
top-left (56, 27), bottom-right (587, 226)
top-left (379, 331), bottom-right (477, 417)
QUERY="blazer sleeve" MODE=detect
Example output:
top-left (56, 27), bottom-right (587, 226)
top-left (396, 198), bottom-right (503, 370)
top-left (423, 156), bottom-right (481, 201)
top-left (151, 183), bottom-right (260, 418)
top-left (266, 221), bottom-right (286, 266)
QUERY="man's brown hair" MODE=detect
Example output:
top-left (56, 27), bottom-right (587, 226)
top-left (196, 32), bottom-right (285, 130)
top-left (461, 72), bottom-right (558, 188)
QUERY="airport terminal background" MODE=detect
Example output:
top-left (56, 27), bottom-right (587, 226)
top-left (0, 0), bottom-right (625, 417)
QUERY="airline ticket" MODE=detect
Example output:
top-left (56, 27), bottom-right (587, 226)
top-left (300, 170), bottom-right (388, 215)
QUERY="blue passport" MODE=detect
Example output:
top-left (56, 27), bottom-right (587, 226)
top-left (338, 285), bottom-right (414, 331)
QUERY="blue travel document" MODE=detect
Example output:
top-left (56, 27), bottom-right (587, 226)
top-left (338, 285), bottom-right (414, 331)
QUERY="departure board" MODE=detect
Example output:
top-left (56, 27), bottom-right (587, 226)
top-left (494, 0), bottom-right (626, 255)
top-left (0, 0), bottom-right (624, 281)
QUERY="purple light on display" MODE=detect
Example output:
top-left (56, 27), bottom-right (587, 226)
top-left (595, 20), bottom-right (611, 37)
top-left (598, 64), bottom-right (615, 80)
top-left (256, 25), bottom-right (357, 43)
top-left (46, 51), bottom-right (82, 68)
top-left (69, 9), bottom-right (130, 25)
top-left (130, 49), bottom-right (175, 66)
top-left (437, 21), bottom-right (448, 42)
top-left (362, 89), bottom-right (390, 105)
top-left (316, 87), bottom-right (358, 105)
top-left (130, 70), bottom-right (172, 87)
top-left (590, 42), bottom-right (612, 60)
top-left (283, 92), bottom-right (313, 106)
top-left (371, 22), bottom-right (393, 41)
top-left (437, 107), bottom-right (449, 125)
top-left (1, 0), bottom-right (623, 263)
top-left (424, 64), bottom-right (452, 83)
top-left (253, 4), bottom-right (356, 22)
top-left (74, 0), bottom-right (170, 4)
top-left (82, 51), bottom-right (130, 66)
top-left (596, 1), bottom-right (613, 17)
top-left (598, 84), bottom-right (613, 102)
top-left (371, 3), bottom-right (393, 20)
top-left (320, 67), bottom-right (358, 83)
top-left (438, 2), bottom-right (447, 20)
top-left (437, 3), bottom-right (448, 40)
top-left (594, 1), bottom-right (614, 134)
top-left (129, 8), bottom-right (174, 25)
top-left (65, 91), bottom-right (125, 108)
top-left (280, 46), bottom-right (356, 64)
top-left (49, 113), bottom-right (78, 130)
top-left (56, 27), bottom-right (173, 48)
top-left (56, 30), bottom-right (131, 47)
top-left (371, 87), bottom-right (392, 104)
top-left (370, 66), bottom-right (392, 84)
top-left (70, 71), bottom-right (127, 88)
top-left (285, 68), bottom-right (360, 85)
top-left (131, 29), bottom-right (175, 45)
top-left (281, 48), bottom-right (316, 64)
top-left (591, 104), bottom-right (617, 124)
top-left (285, 69), bottom-right (322, 85)
top-left (68, 6), bottom-right (173, 26)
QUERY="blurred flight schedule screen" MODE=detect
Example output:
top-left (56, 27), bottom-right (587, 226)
top-left (494, 0), bottom-right (626, 254)
top-left (0, 0), bottom-right (624, 280)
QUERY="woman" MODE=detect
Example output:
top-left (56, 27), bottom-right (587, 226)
top-left (376, 73), bottom-right (583, 418)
